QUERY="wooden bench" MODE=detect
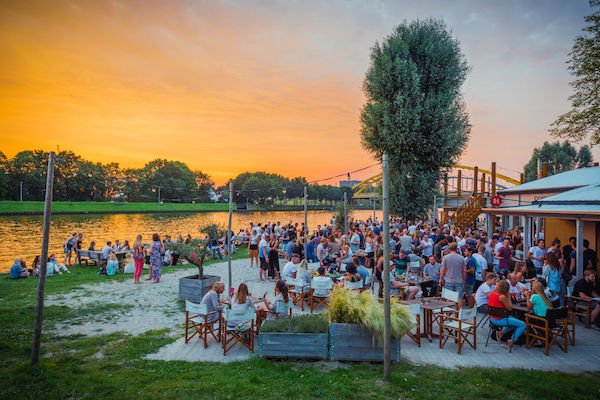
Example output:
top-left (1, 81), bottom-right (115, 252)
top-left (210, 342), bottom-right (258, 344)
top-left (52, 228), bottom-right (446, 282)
top-left (76, 249), bottom-right (104, 266)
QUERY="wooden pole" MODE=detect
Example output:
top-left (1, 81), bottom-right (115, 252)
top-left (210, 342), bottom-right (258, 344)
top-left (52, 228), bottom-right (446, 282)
top-left (227, 182), bottom-right (233, 292)
top-left (457, 169), bottom-right (462, 198)
top-left (31, 151), bottom-right (55, 365)
top-left (443, 173), bottom-right (448, 206)
top-left (473, 166), bottom-right (478, 194)
top-left (382, 154), bottom-right (391, 378)
top-left (481, 173), bottom-right (486, 195)
top-left (542, 162), bottom-right (548, 178)
top-left (491, 162), bottom-right (497, 197)
top-left (520, 173), bottom-right (524, 185)
top-left (304, 185), bottom-right (308, 260)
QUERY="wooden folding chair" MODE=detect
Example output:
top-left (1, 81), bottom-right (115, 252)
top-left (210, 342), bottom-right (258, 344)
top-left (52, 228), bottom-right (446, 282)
top-left (406, 303), bottom-right (421, 347)
top-left (310, 279), bottom-right (332, 313)
top-left (485, 306), bottom-right (511, 352)
top-left (525, 307), bottom-right (569, 356)
top-left (432, 287), bottom-right (460, 327)
top-left (439, 307), bottom-right (477, 354)
top-left (185, 300), bottom-right (222, 348)
top-left (566, 295), bottom-right (593, 328)
top-left (274, 301), bottom-right (293, 319)
top-left (287, 278), bottom-right (310, 311)
top-left (222, 308), bottom-right (256, 355)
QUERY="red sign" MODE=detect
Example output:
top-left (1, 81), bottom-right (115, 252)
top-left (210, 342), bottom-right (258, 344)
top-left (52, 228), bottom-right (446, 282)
top-left (490, 195), bottom-right (503, 207)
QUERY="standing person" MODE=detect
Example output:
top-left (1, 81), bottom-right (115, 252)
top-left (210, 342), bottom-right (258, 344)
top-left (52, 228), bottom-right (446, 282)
top-left (562, 237), bottom-right (576, 272)
top-left (133, 234), bottom-right (144, 284)
top-left (364, 232), bottom-right (376, 269)
top-left (542, 251), bottom-right (564, 305)
top-left (249, 228), bottom-right (260, 268)
top-left (258, 234), bottom-right (270, 281)
top-left (149, 233), bottom-right (164, 283)
top-left (527, 239), bottom-right (546, 275)
top-left (472, 244), bottom-right (488, 291)
top-left (439, 242), bottom-right (466, 309)
top-left (463, 246), bottom-right (478, 308)
top-left (74, 233), bottom-right (83, 264)
top-left (63, 233), bottom-right (77, 267)
top-left (495, 240), bottom-right (512, 278)
top-left (267, 234), bottom-right (280, 280)
top-left (583, 239), bottom-right (598, 271)
top-left (421, 233), bottom-right (433, 258)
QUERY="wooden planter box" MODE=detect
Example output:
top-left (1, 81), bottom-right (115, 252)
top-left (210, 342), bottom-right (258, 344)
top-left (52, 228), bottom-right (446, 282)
top-left (258, 332), bottom-right (328, 360)
top-left (178, 274), bottom-right (220, 303)
top-left (329, 323), bottom-right (401, 362)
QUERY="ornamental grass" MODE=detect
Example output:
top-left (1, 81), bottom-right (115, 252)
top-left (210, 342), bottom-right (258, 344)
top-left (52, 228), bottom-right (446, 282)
top-left (328, 288), bottom-right (414, 344)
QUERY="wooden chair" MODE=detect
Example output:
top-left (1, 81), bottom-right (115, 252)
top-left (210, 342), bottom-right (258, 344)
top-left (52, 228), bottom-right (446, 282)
top-left (222, 308), bottom-right (256, 355)
top-left (439, 307), bottom-right (477, 354)
top-left (185, 300), bottom-right (222, 348)
top-left (310, 278), bottom-right (332, 313)
top-left (286, 278), bottom-right (310, 311)
top-left (566, 294), bottom-right (593, 328)
top-left (485, 306), bottom-right (511, 352)
top-left (525, 307), bottom-right (569, 356)
top-left (406, 303), bottom-right (421, 347)
top-left (431, 287), bottom-right (460, 326)
top-left (274, 301), bottom-right (293, 319)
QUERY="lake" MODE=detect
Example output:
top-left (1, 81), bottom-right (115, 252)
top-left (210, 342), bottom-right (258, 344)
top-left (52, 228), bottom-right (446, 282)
top-left (0, 209), bottom-right (381, 272)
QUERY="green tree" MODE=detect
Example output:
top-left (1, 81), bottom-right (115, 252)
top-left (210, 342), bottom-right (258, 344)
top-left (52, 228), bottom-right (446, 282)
top-left (0, 151), bottom-right (11, 199)
top-left (165, 223), bottom-right (224, 279)
top-left (523, 141), bottom-right (594, 182)
top-left (194, 170), bottom-right (214, 202)
top-left (9, 150), bottom-right (49, 201)
top-left (360, 20), bottom-right (470, 219)
top-left (551, 1), bottom-right (600, 145)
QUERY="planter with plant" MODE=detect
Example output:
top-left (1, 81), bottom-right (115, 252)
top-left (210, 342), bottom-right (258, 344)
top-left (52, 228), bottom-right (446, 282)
top-left (328, 288), bottom-right (413, 362)
top-left (166, 223), bottom-right (224, 303)
top-left (258, 314), bottom-right (329, 359)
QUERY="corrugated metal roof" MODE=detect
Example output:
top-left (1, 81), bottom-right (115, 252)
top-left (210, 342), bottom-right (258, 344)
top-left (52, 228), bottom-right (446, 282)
top-left (490, 204), bottom-right (600, 213)
top-left (537, 184), bottom-right (600, 203)
top-left (499, 167), bottom-right (600, 193)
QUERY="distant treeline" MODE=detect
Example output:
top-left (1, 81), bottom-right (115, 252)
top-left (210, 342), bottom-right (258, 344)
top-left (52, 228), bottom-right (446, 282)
top-left (0, 150), bottom-right (356, 204)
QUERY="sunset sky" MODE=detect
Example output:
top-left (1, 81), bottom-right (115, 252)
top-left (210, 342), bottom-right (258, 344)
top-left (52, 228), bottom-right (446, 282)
top-left (0, 0), bottom-right (596, 185)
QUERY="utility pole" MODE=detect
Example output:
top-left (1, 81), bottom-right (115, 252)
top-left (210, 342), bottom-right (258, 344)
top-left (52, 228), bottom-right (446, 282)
top-left (20, 180), bottom-right (23, 202)
top-left (32, 152), bottom-right (55, 365)
top-left (304, 186), bottom-right (308, 259)
top-left (373, 196), bottom-right (376, 222)
top-left (343, 191), bottom-right (348, 233)
top-left (382, 154), bottom-right (391, 378)
top-left (227, 182), bottom-right (233, 293)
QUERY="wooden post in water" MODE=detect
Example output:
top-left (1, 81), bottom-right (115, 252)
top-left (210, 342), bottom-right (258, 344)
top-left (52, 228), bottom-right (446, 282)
top-left (227, 182), bottom-right (233, 292)
top-left (31, 151), bottom-right (55, 365)
top-left (382, 154), bottom-right (391, 379)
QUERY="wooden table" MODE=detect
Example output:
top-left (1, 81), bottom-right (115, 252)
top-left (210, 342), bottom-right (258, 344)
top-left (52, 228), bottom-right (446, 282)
top-left (511, 302), bottom-right (530, 319)
top-left (401, 298), bottom-right (454, 342)
top-left (398, 277), bottom-right (433, 286)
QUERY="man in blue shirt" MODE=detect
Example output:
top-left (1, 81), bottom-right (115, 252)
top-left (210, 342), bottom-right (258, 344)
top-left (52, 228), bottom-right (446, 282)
top-left (463, 246), bottom-right (478, 308)
top-left (352, 256), bottom-right (370, 289)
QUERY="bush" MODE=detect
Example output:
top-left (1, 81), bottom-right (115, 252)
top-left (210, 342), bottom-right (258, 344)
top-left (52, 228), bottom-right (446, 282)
top-left (260, 313), bottom-right (328, 333)
top-left (328, 288), bottom-right (414, 343)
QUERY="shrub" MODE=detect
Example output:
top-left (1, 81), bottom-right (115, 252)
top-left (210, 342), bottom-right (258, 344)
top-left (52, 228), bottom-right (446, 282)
top-left (328, 288), bottom-right (414, 343)
top-left (260, 313), bottom-right (328, 333)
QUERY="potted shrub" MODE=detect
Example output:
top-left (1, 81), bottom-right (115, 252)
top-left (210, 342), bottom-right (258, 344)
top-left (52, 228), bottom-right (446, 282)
top-left (166, 223), bottom-right (223, 303)
top-left (258, 314), bottom-right (329, 359)
top-left (328, 289), bottom-right (413, 362)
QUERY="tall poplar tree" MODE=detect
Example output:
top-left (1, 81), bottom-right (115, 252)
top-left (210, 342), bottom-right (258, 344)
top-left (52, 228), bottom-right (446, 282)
top-left (360, 20), bottom-right (470, 219)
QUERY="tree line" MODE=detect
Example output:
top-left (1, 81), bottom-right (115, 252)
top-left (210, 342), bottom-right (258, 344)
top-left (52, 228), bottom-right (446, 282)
top-left (0, 150), bottom-right (354, 204)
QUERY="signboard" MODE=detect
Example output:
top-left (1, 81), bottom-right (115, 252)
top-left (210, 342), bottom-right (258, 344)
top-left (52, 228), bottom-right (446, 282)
top-left (490, 195), bottom-right (503, 207)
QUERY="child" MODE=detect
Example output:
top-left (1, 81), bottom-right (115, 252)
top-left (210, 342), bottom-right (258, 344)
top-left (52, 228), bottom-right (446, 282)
top-left (123, 253), bottom-right (135, 274)
top-left (106, 253), bottom-right (119, 276)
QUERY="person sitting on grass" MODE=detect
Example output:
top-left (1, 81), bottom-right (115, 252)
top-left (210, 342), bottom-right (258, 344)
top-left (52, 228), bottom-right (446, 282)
top-left (123, 253), bottom-right (135, 274)
top-left (30, 256), bottom-right (40, 277)
top-left (10, 259), bottom-right (29, 279)
top-left (106, 253), bottom-right (119, 276)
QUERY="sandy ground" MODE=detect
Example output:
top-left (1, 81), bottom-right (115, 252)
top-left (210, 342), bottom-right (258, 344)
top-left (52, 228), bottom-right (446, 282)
top-left (46, 258), bottom-right (281, 338)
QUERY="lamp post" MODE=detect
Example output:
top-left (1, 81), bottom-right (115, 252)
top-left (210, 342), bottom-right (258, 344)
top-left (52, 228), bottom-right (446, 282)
top-left (152, 186), bottom-right (161, 204)
top-left (20, 180), bottom-right (23, 202)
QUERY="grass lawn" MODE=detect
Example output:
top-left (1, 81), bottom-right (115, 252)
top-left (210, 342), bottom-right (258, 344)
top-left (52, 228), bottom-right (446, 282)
top-left (1, 248), bottom-right (598, 399)
top-left (0, 201), bottom-right (230, 214)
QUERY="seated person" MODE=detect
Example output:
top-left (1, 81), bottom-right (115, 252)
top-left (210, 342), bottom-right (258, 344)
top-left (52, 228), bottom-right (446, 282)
top-left (101, 241), bottom-right (113, 261)
top-left (123, 253), bottom-right (136, 274)
top-left (342, 263), bottom-right (362, 284)
top-left (10, 258), bottom-right (29, 279)
top-left (257, 280), bottom-right (290, 328)
top-left (535, 277), bottom-right (560, 308)
top-left (390, 265), bottom-right (419, 299)
top-left (285, 240), bottom-right (295, 260)
top-left (311, 266), bottom-right (334, 297)
top-left (106, 253), bottom-right (119, 276)
top-left (525, 281), bottom-right (553, 318)
top-left (228, 283), bottom-right (255, 329)
top-left (281, 253), bottom-right (301, 282)
top-left (163, 249), bottom-right (173, 266)
top-left (571, 269), bottom-right (600, 329)
top-left (474, 273), bottom-right (498, 313)
top-left (200, 281), bottom-right (225, 322)
top-left (296, 259), bottom-right (312, 286)
top-left (88, 241), bottom-right (96, 251)
top-left (353, 256), bottom-right (370, 290)
top-left (30, 256), bottom-right (41, 277)
top-left (520, 259), bottom-right (537, 282)
top-left (394, 250), bottom-right (410, 276)
top-left (488, 280), bottom-right (526, 350)
top-left (46, 254), bottom-right (59, 277)
top-left (507, 273), bottom-right (527, 301)
top-left (422, 255), bottom-right (441, 297)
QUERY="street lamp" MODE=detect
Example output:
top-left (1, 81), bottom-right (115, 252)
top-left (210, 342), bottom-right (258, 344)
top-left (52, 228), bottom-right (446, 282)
top-left (152, 186), bottom-right (161, 204)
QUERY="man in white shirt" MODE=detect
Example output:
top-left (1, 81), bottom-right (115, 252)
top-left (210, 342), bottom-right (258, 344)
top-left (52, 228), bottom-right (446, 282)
top-left (281, 253), bottom-right (301, 282)
top-left (399, 230), bottom-right (412, 253)
top-left (258, 234), bottom-right (270, 281)
top-left (507, 273), bottom-right (527, 300)
top-left (101, 241), bottom-right (113, 261)
top-left (527, 239), bottom-right (546, 275)
top-left (475, 273), bottom-right (498, 313)
top-left (311, 266), bottom-right (333, 297)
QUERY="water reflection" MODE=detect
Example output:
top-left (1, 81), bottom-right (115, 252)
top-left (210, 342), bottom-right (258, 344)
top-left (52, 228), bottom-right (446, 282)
top-left (0, 210), bottom-right (381, 272)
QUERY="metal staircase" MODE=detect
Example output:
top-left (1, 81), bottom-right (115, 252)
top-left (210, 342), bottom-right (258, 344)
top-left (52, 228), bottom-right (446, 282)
top-left (448, 194), bottom-right (484, 231)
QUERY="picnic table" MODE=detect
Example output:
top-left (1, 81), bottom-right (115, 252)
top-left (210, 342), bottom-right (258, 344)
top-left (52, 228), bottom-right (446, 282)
top-left (401, 298), bottom-right (455, 342)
